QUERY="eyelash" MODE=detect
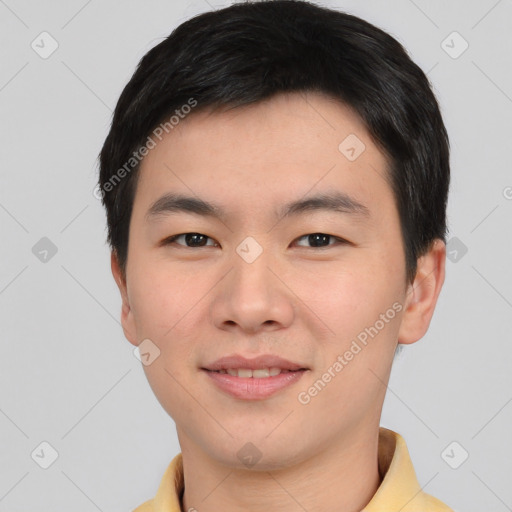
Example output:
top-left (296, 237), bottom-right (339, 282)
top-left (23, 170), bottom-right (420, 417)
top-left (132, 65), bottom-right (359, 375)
top-left (160, 232), bottom-right (350, 249)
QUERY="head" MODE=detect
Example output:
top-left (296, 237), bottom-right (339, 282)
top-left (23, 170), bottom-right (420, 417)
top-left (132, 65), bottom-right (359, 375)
top-left (98, 0), bottom-right (449, 468)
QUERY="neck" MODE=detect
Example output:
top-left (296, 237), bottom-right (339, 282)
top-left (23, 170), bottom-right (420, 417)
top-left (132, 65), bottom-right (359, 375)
top-left (177, 424), bottom-right (382, 512)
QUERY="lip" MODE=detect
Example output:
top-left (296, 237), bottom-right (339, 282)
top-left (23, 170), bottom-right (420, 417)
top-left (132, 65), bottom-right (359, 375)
top-left (202, 368), bottom-right (307, 400)
top-left (201, 354), bottom-right (309, 401)
top-left (203, 354), bottom-right (307, 372)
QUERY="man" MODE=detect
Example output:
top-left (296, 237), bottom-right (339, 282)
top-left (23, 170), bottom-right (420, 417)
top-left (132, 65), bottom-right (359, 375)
top-left (98, 1), bottom-right (453, 510)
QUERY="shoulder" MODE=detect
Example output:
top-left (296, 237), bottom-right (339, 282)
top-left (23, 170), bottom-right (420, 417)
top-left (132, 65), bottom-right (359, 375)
top-left (131, 498), bottom-right (155, 512)
top-left (422, 491), bottom-right (456, 511)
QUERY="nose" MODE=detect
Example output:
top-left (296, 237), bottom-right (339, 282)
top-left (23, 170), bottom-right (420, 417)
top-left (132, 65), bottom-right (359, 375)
top-left (209, 243), bottom-right (295, 335)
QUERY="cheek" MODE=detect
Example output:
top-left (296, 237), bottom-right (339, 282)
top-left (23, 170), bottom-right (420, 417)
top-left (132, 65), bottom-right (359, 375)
top-left (131, 267), bottom-right (202, 416)
top-left (291, 262), bottom-right (384, 339)
top-left (128, 262), bottom-right (210, 401)
top-left (296, 258), bottom-right (403, 372)
top-left (128, 262), bottom-right (205, 338)
top-left (298, 287), bottom-right (403, 430)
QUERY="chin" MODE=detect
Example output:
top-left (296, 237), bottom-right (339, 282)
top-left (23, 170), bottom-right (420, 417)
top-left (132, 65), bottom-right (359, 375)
top-left (199, 433), bottom-right (309, 472)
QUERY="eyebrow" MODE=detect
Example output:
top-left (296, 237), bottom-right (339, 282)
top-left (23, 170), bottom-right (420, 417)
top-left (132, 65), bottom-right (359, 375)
top-left (145, 191), bottom-right (370, 223)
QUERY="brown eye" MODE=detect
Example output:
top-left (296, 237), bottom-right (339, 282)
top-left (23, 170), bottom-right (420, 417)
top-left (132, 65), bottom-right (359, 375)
top-left (163, 233), bottom-right (218, 248)
top-left (294, 233), bottom-right (348, 248)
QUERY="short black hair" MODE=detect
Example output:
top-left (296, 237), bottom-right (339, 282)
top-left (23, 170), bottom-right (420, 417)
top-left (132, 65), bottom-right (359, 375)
top-left (98, 0), bottom-right (450, 285)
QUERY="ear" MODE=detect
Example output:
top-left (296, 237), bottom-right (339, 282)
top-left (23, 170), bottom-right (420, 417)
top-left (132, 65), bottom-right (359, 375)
top-left (111, 251), bottom-right (138, 346)
top-left (398, 239), bottom-right (446, 345)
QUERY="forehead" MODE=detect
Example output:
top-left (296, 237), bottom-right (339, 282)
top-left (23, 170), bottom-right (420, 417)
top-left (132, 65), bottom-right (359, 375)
top-left (134, 91), bottom-right (393, 225)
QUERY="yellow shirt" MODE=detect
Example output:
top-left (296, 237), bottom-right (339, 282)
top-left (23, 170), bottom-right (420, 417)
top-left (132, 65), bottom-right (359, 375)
top-left (133, 427), bottom-right (454, 512)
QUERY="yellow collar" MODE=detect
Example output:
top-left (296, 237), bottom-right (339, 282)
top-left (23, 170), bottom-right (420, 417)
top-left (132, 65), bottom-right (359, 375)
top-left (135, 427), bottom-right (453, 511)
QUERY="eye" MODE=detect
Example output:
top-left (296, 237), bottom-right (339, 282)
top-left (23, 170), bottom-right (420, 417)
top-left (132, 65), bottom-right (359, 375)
top-left (293, 233), bottom-right (349, 248)
top-left (161, 232), bottom-right (219, 248)
top-left (160, 232), bottom-right (349, 249)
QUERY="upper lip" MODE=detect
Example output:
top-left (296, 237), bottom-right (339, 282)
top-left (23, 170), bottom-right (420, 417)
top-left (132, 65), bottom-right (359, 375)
top-left (203, 354), bottom-right (308, 371)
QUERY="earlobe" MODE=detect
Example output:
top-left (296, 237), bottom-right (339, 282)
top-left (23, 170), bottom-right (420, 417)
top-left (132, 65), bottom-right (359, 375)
top-left (111, 251), bottom-right (138, 346)
top-left (397, 239), bottom-right (446, 345)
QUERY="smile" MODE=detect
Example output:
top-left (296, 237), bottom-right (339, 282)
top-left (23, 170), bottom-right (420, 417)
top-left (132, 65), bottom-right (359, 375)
top-left (210, 368), bottom-right (300, 378)
top-left (203, 368), bottom-right (307, 400)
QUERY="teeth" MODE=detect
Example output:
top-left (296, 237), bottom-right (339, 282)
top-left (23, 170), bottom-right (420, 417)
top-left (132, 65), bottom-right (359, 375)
top-left (218, 367), bottom-right (287, 378)
top-left (253, 368), bottom-right (270, 378)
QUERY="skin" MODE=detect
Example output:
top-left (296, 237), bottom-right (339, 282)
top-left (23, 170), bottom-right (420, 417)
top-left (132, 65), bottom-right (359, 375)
top-left (111, 91), bottom-right (446, 512)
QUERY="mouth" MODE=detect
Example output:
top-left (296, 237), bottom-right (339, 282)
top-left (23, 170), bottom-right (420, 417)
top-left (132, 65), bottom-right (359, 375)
top-left (202, 354), bottom-right (308, 373)
top-left (201, 355), bottom-right (309, 400)
top-left (206, 367), bottom-right (305, 378)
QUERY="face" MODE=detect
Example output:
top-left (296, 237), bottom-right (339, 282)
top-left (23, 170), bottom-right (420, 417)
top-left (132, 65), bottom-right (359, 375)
top-left (112, 91), bottom-right (444, 469)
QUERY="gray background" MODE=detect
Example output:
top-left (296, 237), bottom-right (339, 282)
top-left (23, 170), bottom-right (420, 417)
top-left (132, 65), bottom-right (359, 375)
top-left (1, 0), bottom-right (511, 510)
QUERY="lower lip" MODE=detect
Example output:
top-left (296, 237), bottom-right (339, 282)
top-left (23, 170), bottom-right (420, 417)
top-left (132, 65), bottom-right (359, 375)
top-left (202, 369), bottom-right (307, 400)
